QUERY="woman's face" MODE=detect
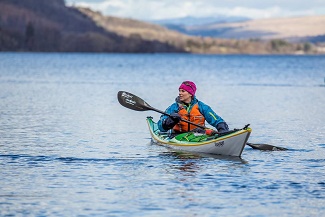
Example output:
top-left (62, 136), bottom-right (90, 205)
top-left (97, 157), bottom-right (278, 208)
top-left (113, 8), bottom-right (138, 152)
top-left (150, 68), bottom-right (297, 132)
top-left (179, 89), bottom-right (192, 103)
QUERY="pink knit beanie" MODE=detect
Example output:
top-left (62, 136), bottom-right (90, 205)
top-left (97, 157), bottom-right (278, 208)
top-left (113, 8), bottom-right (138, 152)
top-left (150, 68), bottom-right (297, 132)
top-left (179, 81), bottom-right (196, 96)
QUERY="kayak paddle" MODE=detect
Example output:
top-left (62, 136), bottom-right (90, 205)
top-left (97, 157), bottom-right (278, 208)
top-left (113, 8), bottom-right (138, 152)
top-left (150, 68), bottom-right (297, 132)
top-left (117, 91), bottom-right (287, 151)
top-left (246, 143), bottom-right (287, 151)
top-left (117, 91), bottom-right (206, 129)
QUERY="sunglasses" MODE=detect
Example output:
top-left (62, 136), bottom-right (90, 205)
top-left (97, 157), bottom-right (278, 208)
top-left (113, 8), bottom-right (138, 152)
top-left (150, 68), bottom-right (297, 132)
top-left (182, 81), bottom-right (195, 92)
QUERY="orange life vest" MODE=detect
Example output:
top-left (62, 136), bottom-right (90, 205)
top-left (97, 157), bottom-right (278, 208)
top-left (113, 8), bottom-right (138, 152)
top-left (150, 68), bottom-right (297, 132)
top-left (173, 104), bottom-right (205, 132)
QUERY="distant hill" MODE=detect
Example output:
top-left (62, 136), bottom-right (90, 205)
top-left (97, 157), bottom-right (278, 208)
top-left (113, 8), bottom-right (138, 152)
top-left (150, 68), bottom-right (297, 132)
top-left (170, 15), bottom-right (325, 43)
top-left (149, 15), bottom-right (250, 26)
top-left (0, 0), bottom-right (183, 52)
top-left (148, 16), bottom-right (250, 36)
top-left (77, 8), bottom-right (325, 54)
top-left (0, 0), bottom-right (323, 54)
top-left (76, 7), bottom-right (193, 47)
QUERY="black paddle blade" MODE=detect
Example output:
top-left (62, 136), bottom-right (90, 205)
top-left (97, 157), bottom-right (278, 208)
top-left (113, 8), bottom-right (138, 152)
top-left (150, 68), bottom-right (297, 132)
top-left (246, 143), bottom-right (288, 151)
top-left (117, 91), bottom-right (152, 111)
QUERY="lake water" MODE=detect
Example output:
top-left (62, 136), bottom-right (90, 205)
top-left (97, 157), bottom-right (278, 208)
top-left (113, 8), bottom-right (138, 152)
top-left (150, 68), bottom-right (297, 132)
top-left (0, 53), bottom-right (324, 216)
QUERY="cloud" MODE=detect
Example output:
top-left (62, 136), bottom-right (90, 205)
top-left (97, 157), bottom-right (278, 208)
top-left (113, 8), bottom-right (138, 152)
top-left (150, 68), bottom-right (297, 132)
top-left (66, 0), bottom-right (325, 20)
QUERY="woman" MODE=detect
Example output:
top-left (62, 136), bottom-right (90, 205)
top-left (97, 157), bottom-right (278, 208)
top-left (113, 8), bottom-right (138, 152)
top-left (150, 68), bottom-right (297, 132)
top-left (158, 81), bottom-right (229, 134)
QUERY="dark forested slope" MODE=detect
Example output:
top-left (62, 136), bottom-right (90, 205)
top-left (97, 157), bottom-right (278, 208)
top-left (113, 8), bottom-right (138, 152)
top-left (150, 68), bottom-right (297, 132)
top-left (0, 0), bottom-right (183, 52)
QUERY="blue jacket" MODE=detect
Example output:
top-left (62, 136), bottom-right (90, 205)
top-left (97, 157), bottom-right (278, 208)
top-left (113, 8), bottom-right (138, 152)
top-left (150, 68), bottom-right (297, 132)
top-left (158, 96), bottom-right (226, 132)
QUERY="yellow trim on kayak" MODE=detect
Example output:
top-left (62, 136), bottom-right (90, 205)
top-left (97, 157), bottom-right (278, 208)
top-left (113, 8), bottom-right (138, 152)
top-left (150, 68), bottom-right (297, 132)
top-left (151, 130), bottom-right (251, 147)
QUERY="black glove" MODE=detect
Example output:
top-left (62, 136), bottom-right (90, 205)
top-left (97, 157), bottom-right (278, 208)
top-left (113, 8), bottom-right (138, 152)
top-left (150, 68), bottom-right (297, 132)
top-left (216, 122), bottom-right (229, 133)
top-left (162, 113), bottom-right (181, 130)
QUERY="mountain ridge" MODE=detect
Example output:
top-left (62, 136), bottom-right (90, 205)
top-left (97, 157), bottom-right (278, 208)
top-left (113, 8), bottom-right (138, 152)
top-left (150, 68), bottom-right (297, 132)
top-left (155, 15), bottom-right (325, 43)
top-left (148, 15), bottom-right (250, 26)
top-left (77, 7), bottom-right (324, 54)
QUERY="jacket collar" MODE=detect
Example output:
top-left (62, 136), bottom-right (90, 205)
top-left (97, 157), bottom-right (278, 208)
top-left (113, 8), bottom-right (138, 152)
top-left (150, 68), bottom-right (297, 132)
top-left (175, 96), bottom-right (198, 107)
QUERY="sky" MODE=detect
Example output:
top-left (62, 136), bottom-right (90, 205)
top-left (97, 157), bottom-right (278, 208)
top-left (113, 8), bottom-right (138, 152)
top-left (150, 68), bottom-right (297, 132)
top-left (65, 0), bottom-right (325, 21)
